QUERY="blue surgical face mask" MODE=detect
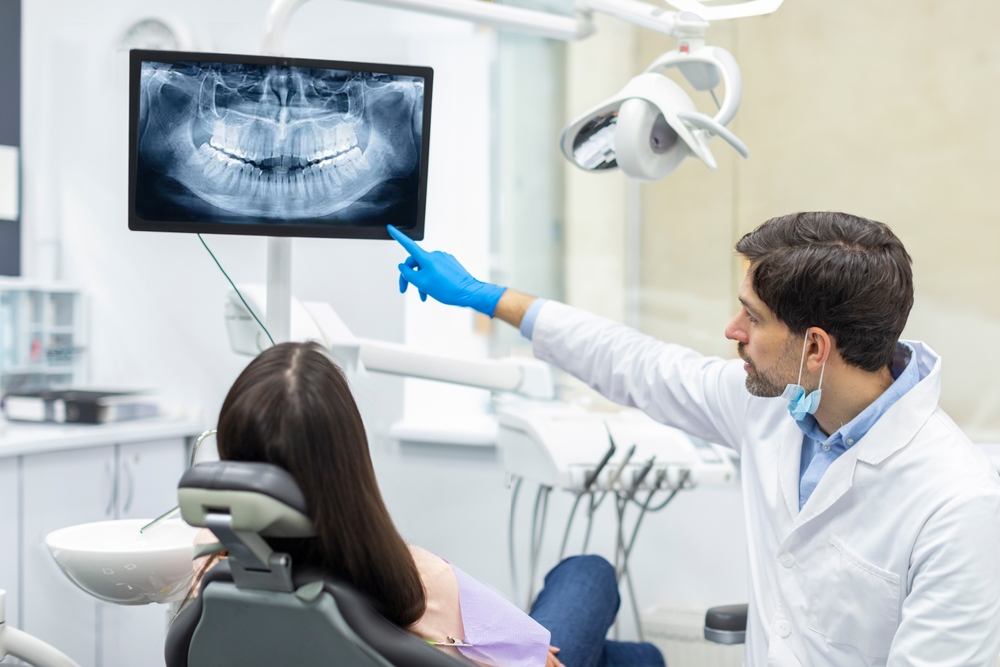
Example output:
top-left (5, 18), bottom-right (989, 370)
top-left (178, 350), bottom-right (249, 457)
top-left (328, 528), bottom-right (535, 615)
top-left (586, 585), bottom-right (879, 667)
top-left (782, 331), bottom-right (825, 421)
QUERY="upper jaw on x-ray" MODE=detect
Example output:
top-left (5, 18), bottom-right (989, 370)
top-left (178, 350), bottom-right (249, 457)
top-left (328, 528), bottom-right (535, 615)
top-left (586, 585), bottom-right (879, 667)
top-left (137, 61), bottom-right (424, 223)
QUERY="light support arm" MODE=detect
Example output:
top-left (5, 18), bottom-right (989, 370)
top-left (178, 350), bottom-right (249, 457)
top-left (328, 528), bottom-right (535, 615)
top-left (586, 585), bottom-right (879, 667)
top-left (261, 0), bottom-right (708, 53)
top-left (261, 0), bottom-right (783, 50)
top-left (355, 338), bottom-right (555, 399)
top-left (224, 290), bottom-right (556, 399)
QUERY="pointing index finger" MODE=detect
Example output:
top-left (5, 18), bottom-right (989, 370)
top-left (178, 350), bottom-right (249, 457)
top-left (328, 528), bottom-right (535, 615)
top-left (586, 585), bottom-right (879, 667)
top-left (387, 225), bottom-right (427, 259)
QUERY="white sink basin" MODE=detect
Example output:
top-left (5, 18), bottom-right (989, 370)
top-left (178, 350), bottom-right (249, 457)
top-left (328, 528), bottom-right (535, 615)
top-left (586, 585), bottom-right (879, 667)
top-left (46, 519), bottom-right (201, 605)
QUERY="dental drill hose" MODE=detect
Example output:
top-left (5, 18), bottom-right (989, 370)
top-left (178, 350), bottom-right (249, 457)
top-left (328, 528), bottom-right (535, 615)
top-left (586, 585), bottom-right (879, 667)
top-left (595, 443), bottom-right (637, 520)
top-left (615, 467), bottom-right (665, 642)
top-left (586, 428), bottom-right (618, 490)
top-left (508, 476), bottom-right (523, 609)
top-left (607, 444), bottom-right (637, 490)
top-left (615, 455), bottom-right (655, 579)
top-left (623, 456), bottom-right (656, 505)
top-left (559, 440), bottom-right (617, 559)
top-left (527, 485), bottom-right (552, 608)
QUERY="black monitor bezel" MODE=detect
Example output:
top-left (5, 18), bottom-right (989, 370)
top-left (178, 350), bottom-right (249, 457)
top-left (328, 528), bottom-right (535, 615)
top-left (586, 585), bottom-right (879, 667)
top-left (128, 49), bottom-right (432, 241)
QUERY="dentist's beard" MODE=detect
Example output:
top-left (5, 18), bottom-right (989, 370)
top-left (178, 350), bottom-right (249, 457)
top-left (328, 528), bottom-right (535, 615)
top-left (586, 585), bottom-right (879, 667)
top-left (738, 343), bottom-right (787, 398)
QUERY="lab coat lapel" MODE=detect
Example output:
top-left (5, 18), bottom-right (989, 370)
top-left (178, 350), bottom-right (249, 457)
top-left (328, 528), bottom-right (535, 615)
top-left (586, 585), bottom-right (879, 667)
top-left (855, 342), bottom-right (941, 467)
top-left (793, 447), bottom-right (857, 530)
top-left (790, 342), bottom-right (941, 530)
top-left (777, 423), bottom-right (803, 522)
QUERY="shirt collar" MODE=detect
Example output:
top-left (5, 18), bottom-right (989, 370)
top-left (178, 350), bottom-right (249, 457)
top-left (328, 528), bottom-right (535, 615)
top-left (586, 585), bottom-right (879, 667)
top-left (795, 342), bottom-right (920, 447)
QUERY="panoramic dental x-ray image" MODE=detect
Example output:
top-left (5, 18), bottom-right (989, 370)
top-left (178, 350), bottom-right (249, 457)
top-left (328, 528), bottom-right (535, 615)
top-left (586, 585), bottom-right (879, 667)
top-left (136, 61), bottom-right (425, 227)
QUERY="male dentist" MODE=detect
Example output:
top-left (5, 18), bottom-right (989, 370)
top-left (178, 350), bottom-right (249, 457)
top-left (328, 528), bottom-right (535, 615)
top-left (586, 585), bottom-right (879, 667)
top-left (389, 211), bottom-right (1000, 666)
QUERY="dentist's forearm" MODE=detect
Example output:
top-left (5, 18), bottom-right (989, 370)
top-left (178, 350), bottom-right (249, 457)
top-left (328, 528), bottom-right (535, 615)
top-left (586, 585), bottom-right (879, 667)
top-left (493, 289), bottom-right (537, 328)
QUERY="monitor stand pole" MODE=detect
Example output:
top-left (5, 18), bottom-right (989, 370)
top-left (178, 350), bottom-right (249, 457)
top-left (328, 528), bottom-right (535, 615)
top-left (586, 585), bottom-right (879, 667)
top-left (266, 237), bottom-right (292, 344)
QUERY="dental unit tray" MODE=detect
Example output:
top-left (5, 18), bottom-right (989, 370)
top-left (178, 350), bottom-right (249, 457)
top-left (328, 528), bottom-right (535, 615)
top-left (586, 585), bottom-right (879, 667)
top-left (495, 397), bottom-right (736, 491)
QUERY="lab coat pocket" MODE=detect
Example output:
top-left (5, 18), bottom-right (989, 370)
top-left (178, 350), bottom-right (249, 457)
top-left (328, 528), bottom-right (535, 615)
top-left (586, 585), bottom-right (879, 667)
top-left (807, 535), bottom-right (900, 659)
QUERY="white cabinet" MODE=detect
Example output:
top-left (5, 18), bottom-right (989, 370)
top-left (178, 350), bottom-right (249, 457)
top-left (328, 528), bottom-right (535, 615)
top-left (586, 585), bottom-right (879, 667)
top-left (117, 440), bottom-right (186, 520)
top-left (21, 445), bottom-right (116, 667)
top-left (3, 427), bottom-right (197, 667)
top-left (101, 439), bottom-right (187, 667)
top-left (0, 456), bottom-right (18, 633)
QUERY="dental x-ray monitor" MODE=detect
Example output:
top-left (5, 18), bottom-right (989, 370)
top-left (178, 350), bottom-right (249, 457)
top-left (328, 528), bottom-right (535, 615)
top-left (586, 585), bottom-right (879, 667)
top-left (128, 50), bottom-right (432, 241)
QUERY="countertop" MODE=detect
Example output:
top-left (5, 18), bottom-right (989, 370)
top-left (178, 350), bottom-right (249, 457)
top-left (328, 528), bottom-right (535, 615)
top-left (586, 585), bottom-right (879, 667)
top-left (0, 417), bottom-right (205, 458)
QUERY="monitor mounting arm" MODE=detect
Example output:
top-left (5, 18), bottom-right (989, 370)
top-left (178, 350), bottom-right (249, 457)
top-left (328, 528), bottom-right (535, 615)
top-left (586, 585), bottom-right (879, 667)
top-left (225, 286), bottom-right (555, 400)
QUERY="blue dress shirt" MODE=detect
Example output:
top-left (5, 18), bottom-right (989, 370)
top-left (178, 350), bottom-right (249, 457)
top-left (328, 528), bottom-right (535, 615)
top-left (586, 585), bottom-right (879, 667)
top-left (797, 342), bottom-right (920, 509)
top-left (520, 298), bottom-right (549, 340)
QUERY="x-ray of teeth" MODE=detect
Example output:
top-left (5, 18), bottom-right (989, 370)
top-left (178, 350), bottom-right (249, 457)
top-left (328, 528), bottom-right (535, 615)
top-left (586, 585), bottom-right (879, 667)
top-left (136, 60), bottom-right (425, 226)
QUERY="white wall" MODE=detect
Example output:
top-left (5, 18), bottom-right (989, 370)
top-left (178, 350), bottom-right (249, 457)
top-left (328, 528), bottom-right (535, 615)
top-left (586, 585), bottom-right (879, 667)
top-left (638, 3), bottom-right (1000, 442)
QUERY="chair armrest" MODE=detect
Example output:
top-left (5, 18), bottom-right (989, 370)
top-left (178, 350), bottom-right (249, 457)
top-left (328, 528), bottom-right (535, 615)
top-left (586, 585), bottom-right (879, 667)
top-left (703, 603), bottom-right (747, 645)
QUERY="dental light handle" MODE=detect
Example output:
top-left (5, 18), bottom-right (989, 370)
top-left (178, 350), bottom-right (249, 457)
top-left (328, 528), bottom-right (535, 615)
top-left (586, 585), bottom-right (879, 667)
top-left (645, 46), bottom-right (742, 127)
top-left (358, 339), bottom-right (555, 399)
top-left (677, 111), bottom-right (749, 158)
top-left (0, 592), bottom-right (81, 667)
top-left (666, 0), bottom-right (783, 21)
top-left (581, 0), bottom-right (706, 38)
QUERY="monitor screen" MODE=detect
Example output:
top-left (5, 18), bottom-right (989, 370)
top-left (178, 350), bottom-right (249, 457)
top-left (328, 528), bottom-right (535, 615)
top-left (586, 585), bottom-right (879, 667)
top-left (128, 50), bottom-right (432, 240)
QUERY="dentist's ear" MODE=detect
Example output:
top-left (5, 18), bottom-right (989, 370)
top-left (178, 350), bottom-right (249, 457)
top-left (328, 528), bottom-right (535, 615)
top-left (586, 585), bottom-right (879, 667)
top-left (805, 327), bottom-right (834, 372)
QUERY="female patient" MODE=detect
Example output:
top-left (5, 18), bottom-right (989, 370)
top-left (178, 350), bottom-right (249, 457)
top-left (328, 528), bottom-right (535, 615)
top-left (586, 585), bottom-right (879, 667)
top-left (202, 342), bottom-right (664, 667)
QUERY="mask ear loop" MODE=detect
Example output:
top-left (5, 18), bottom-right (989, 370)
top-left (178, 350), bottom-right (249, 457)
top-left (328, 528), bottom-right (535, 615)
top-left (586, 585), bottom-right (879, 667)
top-left (796, 330), bottom-right (809, 386)
top-left (798, 329), bottom-right (827, 393)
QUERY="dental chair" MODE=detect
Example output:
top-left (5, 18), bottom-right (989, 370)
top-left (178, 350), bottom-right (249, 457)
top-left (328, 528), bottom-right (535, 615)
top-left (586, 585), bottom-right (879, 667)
top-left (165, 461), bottom-right (472, 667)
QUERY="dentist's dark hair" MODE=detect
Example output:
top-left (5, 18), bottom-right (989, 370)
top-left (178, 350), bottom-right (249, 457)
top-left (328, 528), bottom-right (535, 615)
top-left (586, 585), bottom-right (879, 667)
top-left (215, 342), bottom-right (425, 627)
top-left (736, 211), bottom-right (913, 373)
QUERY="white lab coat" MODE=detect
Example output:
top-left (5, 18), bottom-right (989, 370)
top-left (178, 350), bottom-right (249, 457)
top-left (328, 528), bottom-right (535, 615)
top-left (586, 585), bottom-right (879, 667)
top-left (531, 301), bottom-right (1000, 666)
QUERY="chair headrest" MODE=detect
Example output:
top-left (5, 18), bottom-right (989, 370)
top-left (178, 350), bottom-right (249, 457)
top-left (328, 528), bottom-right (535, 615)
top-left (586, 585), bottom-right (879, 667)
top-left (178, 461), bottom-right (316, 538)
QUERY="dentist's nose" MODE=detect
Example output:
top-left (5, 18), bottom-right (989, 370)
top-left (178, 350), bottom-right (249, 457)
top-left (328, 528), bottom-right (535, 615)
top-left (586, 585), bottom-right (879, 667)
top-left (725, 314), bottom-right (748, 344)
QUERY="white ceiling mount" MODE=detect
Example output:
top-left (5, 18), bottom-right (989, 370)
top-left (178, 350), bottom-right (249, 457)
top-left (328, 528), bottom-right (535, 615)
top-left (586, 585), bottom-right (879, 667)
top-left (665, 0), bottom-right (784, 21)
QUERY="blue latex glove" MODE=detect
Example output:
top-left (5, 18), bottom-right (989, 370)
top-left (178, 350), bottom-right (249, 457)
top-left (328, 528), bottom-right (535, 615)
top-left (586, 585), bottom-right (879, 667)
top-left (387, 225), bottom-right (507, 317)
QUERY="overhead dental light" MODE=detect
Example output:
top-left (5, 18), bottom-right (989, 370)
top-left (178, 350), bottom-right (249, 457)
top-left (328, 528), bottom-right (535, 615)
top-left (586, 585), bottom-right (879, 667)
top-left (258, 0), bottom-right (775, 185)
top-left (561, 17), bottom-right (749, 181)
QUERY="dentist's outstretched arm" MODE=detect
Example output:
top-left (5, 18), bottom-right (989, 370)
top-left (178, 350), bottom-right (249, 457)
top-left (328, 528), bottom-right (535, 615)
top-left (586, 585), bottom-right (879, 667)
top-left (388, 224), bottom-right (536, 325)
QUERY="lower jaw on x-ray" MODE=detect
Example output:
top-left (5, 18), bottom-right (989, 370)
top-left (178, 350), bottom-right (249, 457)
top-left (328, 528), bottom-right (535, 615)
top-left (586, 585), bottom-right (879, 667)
top-left (135, 60), bottom-right (425, 227)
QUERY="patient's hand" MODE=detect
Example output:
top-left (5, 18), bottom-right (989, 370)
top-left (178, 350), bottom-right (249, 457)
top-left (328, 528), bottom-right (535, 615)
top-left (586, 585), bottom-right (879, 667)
top-left (546, 646), bottom-right (564, 667)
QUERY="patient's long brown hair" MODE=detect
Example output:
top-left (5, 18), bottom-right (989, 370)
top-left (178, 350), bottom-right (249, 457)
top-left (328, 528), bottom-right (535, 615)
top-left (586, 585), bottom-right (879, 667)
top-left (215, 342), bottom-right (425, 627)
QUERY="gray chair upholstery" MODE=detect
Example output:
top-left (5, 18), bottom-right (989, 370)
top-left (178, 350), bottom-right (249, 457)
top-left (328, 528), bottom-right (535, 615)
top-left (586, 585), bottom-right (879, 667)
top-left (166, 461), bottom-right (471, 667)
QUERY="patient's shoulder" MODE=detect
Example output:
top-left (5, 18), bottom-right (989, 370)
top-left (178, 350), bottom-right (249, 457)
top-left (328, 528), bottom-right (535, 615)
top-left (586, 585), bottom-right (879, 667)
top-left (406, 545), bottom-right (464, 647)
top-left (408, 545), bottom-right (453, 582)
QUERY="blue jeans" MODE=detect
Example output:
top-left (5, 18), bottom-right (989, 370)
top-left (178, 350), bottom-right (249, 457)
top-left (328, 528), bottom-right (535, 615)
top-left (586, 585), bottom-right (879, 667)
top-left (529, 555), bottom-right (666, 667)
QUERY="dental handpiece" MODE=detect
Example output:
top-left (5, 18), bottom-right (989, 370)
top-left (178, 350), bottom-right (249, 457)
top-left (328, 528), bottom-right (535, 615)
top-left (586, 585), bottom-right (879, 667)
top-left (651, 468), bottom-right (668, 491)
top-left (623, 455), bottom-right (656, 504)
top-left (583, 441), bottom-right (617, 492)
top-left (607, 444), bottom-right (637, 491)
